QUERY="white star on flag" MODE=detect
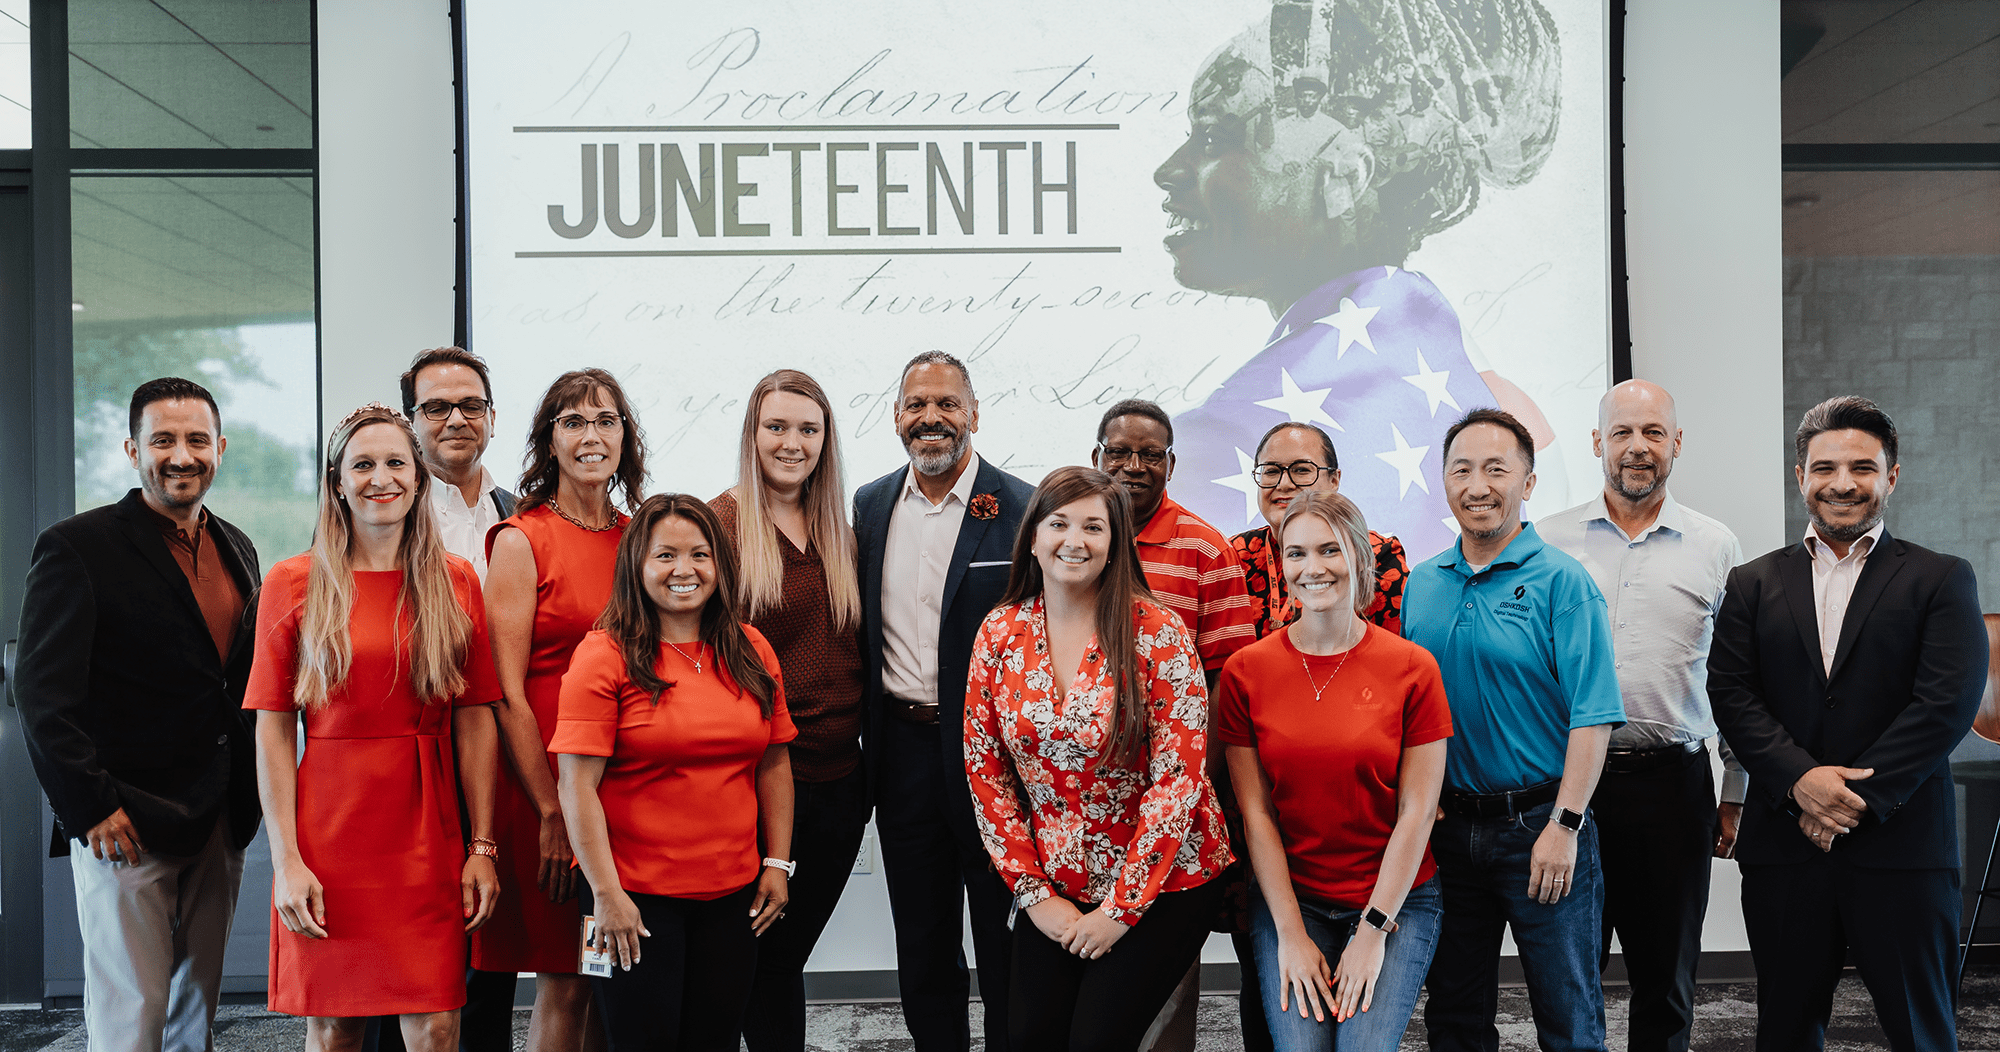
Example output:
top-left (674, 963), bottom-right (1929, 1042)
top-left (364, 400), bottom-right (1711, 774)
top-left (1210, 447), bottom-right (1265, 528)
top-left (1374, 424), bottom-right (1431, 499)
top-left (1254, 368), bottom-right (1343, 431)
top-left (1441, 515), bottom-right (1461, 536)
top-left (1310, 297), bottom-right (1379, 359)
top-left (1400, 348), bottom-right (1460, 416)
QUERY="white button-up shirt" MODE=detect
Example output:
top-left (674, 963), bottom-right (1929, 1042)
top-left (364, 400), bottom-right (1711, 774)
top-left (427, 467), bottom-right (502, 581)
top-left (1803, 520), bottom-right (1884, 678)
top-left (880, 452), bottom-right (982, 705)
top-left (1540, 490), bottom-right (1747, 802)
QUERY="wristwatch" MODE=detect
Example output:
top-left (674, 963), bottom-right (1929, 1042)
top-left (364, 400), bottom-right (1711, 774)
top-left (1552, 807), bottom-right (1588, 832)
top-left (763, 857), bottom-right (797, 877)
top-left (1361, 907), bottom-right (1399, 934)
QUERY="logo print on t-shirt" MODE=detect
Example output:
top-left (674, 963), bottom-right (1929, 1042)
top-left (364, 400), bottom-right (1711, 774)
top-left (1513, 585), bottom-right (1526, 600)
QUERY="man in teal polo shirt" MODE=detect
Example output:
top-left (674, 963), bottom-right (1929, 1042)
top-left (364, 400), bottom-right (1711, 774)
top-left (1403, 408), bottom-right (1625, 1052)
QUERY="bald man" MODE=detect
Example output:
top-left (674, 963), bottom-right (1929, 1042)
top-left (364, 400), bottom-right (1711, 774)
top-left (1537, 381), bottom-right (1743, 1052)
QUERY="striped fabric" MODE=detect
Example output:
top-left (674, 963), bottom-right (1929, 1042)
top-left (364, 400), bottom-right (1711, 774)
top-left (1134, 494), bottom-right (1257, 671)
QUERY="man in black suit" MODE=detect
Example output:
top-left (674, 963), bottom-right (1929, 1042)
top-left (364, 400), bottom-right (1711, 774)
top-left (1709, 395), bottom-right (1986, 1052)
top-left (17, 377), bottom-right (262, 1052)
top-left (855, 350), bottom-right (1035, 1052)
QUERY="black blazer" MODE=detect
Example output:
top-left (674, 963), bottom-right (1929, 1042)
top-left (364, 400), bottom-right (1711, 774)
top-left (1708, 529), bottom-right (1986, 869)
top-left (855, 456), bottom-right (1035, 842)
top-left (17, 490), bottom-right (263, 857)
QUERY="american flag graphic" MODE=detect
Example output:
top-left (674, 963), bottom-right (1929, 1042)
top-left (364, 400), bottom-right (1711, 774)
top-left (1171, 266), bottom-right (1497, 563)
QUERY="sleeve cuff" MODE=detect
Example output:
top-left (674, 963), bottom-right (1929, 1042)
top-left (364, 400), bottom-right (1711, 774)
top-left (1719, 767), bottom-right (1749, 805)
top-left (1099, 899), bottom-right (1144, 927)
top-left (1013, 880), bottom-right (1052, 910)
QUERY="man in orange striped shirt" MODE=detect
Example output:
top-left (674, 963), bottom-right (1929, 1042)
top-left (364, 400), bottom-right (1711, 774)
top-left (1092, 398), bottom-right (1256, 1051)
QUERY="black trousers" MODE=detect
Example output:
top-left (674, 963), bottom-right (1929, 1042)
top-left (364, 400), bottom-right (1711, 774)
top-left (583, 882), bottom-right (759, 1052)
top-left (741, 765), bottom-right (871, 1052)
top-left (1009, 880), bottom-right (1224, 1052)
top-left (874, 715), bottom-right (1015, 1052)
top-left (1740, 857), bottom-right (1961, 1052)
top-left (1594, 745), bottom-right (1715, 1052)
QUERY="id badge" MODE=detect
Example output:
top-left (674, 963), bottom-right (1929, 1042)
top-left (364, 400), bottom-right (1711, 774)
top-left (579, 915), bottom-right (613, 978)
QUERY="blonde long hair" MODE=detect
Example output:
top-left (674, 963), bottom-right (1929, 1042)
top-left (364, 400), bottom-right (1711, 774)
top-left (732, 370), bottom-right (860, 631)
top-left (294, 405), bottom-right (473, 710)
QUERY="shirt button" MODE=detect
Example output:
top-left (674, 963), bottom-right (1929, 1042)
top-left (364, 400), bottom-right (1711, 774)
top-left (216, 734), bottom-right (228, 745)
top-left (1465, 602), bottom-right (1473, 609)
top-left (1614, 662), bottom-right (1622, 669)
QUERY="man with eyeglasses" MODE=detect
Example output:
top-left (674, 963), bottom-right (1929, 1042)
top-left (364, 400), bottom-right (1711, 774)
top-left (399, 347), bottom-right (517, 582)
top-left (1089, 398), bottom-right (1254, 1052)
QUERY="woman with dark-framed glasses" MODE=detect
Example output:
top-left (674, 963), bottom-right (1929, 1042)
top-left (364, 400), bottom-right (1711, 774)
top-left (1230, 422), bottom-right (1409, 640)
top-left (474, 369), bottom-right (649, 1052)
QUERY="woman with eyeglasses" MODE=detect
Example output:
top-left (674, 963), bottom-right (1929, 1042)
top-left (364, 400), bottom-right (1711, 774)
top-left (473, 369), bottom-right (648, 1051)
top-left (707, 371), bottom-right (862, 1052)
top-left (1217, 492), bottom-right (1450, 1051)
top-left (964, 465), bottom-right (1233, 1050)
top-left (247, 405), bottom-right (503, 1050)
top-left (553, 494), bottom-right (795, 1051)
top-left (1232, 422), bottom-right (1409, 640)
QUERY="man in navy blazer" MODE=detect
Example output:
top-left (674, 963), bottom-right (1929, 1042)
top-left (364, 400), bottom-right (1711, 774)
top-left (1709, 396), bottom-right (1986, 1052)
top-left (855, 351), bottom-right (1035, 1052)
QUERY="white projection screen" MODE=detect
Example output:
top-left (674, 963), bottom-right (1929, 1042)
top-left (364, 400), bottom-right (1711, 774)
top-left (462, 0), bottom-right (1610, 561)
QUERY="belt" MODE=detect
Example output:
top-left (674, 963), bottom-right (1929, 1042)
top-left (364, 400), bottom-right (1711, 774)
top-left (1440, 779), bottom-right (1560, 821)
top-left (1603, 739), bottom-right (1703, 775)
top-left (885, 695), bottom-right (940, 727)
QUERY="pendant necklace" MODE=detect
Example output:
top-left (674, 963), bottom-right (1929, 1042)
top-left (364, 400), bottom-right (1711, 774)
top-left (665, 640), bottom-right (705, 674)
top-left (551, 497), bottom-right (617, 532)
top-left (1300, 620), bottom-right (1364, 703)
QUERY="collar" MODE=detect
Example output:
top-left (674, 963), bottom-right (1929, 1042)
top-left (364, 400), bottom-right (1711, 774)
top-left (1580, 489), bottom-right (1685, 542)
top-left (1134, 492), bottom-right (1188, 545)
top-left (142, 500), bottom-right (209, 539)
top-left (1803, 519), bottom-right (1884, 563)
top-left (901, 450), bottom-right (982, 509)
top-left (427, 465), bottom-right (496, 510)
top-left (1436, 520), bottom-right (1545, 576)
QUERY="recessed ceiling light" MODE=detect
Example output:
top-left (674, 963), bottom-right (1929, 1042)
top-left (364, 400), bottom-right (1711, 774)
top-left (256, 125), bottom-right (275, 132)
top-left (70, 302), bottom-right (84, 312)
top-left (1784, 193), bottom-right (1821, 209)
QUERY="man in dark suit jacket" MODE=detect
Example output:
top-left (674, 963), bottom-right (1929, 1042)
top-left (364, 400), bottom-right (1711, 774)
top-left (855, 351), bottom-right (1035, 1052)
top-left (17, 378), bottom-right (262, 1052)
top-left (1709, 396), bottom-right (1986, 1052)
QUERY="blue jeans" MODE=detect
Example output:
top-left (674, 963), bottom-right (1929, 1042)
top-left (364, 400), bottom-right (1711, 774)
top-left (1250, 877), bottom-right (1442, 1052)
top-left (1425, 802), bottom-right (1607, 1052)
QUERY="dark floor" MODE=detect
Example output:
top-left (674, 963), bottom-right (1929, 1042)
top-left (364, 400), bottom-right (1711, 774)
top-left (5, 974), bottom-right (1998, 1050)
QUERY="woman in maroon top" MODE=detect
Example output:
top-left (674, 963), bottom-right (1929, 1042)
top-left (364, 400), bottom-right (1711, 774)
top-left (709, 369), bottom-right (865, 1052)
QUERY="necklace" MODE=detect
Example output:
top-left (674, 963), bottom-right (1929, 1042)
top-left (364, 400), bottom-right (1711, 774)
top-left (664, 639), bottom-right (705, 674)
top-left (1298, 620), bottom-right (1365, 703)
top-left (551, 497), bottom-right (617, 532)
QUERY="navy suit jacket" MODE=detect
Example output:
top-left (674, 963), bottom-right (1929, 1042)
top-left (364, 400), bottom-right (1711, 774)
top-left (855, 455), bottom-right (1035, 845)
top-left (1708, 529), bottom-right (1986, 869)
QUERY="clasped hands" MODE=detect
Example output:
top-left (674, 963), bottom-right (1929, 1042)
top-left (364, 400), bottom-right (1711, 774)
top-left (1024, 896), bottom-right (1128, 960)
top-left (1793, 765), bottom-right (1874, 853)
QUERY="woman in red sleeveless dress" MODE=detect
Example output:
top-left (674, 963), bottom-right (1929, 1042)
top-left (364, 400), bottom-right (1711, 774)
top-left (474, 370), bottom-right (648, 1051)
top-left (248, 404), bottom-right (503, 1050)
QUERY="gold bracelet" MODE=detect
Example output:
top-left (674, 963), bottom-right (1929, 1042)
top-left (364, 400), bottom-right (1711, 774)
top-left (469, 837), bottom-right (498, 860)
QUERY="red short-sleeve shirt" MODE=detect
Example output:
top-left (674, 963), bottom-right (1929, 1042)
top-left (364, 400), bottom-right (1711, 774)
top-left (1214, 624), bottom-right (1453, 908)
top-left (548, 627), bottom-right (796, 900)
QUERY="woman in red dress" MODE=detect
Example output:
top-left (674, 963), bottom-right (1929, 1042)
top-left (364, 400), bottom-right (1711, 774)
top-left (248, 404), bottom-right (503, 1050)
top-left (476, 370), bottom-right (647, 1050)
top-left (964, 466), bottom-right (1234, 1051)
top-left (554, 494), bottom-right (796, 1051)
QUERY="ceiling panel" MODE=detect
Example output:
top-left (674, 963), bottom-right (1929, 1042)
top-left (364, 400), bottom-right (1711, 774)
top-left (0, 1), bottom-right (28, 149)
top-left (1783, 171), bottom-right (2000, 255)
top-left (66, 0), bottom-right (310, 149)
top-left (70, 177), bottom-right (315, 327)
top-left (1784, 0), bottom-right (2000, 143)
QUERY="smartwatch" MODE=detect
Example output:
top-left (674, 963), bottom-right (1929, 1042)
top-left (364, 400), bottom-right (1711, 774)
top-left (762, 857), bottom-right (797, 877)
top-left (1361, 906), bottom-right (1399, 934)
top-left (1553, 807), bottom-right (1588, 832)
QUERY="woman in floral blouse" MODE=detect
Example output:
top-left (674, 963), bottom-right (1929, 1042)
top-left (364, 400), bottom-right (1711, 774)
top-left (964, 465), bottom-right (1234, 1051)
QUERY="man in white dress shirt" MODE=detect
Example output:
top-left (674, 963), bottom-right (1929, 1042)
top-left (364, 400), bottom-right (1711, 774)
top-left (1538, 380), bottom-right (1742, 1052)
top-left (399, 347), bottom-right (516, 579)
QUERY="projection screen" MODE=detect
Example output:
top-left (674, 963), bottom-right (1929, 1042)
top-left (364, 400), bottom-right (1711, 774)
top-left (462, 0), bottom-right (1610, 562)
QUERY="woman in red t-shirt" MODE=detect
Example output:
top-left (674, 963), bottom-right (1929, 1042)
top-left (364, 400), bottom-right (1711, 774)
top-left (247, 404), bottom-right (503, 1051)
top-left (551, 494), bottom-right (796, 1052)
top-left (964, 466), bottom-right (1234, 1051)
top-left (1216, 492), bottom-right (1451, 1052)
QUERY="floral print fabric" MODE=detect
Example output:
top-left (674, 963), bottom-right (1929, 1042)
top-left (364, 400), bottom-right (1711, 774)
top-left (964, 597), bottom-right (1233, 926)
top-left (1232, 526), bottom-right (1409, 640)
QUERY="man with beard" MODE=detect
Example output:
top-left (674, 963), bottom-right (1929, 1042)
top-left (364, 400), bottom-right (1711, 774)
top-left (1401, 407), bottom-right (1624, 1052)
top-left (854, 351), bottom-right (1034, 1051)
top-left (1537, 381), bottom-right (1742, 1052)
top-left (17, 378), bottom-right (263, 1052)
top-left (1709, 396), bottom-right (1985, 1052)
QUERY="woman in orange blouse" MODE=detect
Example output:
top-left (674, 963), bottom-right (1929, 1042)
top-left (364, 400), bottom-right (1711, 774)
top-left (553, 494), bottom-right (796, 1052)
top-left (965, 465), bottom-right (1234, 1052)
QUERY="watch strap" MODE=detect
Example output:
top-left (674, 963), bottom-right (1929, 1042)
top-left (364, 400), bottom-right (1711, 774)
top-left (762, 857), bottom-right (796, 877)
top-left (1361, 906), bottom-right (1398, 934)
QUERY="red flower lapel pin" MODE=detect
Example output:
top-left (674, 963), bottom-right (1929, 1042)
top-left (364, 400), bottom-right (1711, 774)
top-left (968, 493), bottom-right (1000, 521)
